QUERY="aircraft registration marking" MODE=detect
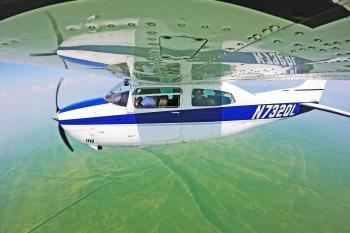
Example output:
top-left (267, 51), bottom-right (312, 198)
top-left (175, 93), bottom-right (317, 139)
top-left (252, 104), bottom-right (296, 119)
top-left (253, 52), bottom-right (297, 66)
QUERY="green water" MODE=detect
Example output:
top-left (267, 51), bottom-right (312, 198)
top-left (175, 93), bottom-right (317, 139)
top-left (1, 116), bottom-right (350, 233)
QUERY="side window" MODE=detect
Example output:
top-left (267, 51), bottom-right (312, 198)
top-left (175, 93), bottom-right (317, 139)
top-left (106, 91), bottom-right (129, 107)
top-left (192, 89), bottom-right (234, 106)
top-left (133, 87), bottom-right (181, 108)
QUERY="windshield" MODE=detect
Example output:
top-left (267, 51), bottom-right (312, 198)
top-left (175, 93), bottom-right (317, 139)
top-left (105, 80), bottom-right (130, 107)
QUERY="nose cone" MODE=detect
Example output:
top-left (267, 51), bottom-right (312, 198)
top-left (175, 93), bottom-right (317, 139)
top-left (56, 97), bottom-right (108, 126)
top-left (52, 114), bottom-right (59, 122)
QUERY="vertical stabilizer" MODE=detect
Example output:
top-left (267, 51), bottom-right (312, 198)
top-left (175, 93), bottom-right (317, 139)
top-left (292, 80), bottom-right (326, 102)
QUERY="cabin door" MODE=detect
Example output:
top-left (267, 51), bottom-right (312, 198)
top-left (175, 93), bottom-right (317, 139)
top-left (128, 87), bottom-right (182, 145)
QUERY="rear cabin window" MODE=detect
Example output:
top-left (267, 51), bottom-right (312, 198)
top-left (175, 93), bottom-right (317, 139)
top-left (192, 89), bottom-right (234, 106)
top-left (133, 87), bottom-right (181, 108)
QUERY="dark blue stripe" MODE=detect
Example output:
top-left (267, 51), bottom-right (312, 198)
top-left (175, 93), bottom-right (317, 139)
top-left (58, 45), bottom-right (136, 55)
top-left (59, 103), bottom-right (301, 125)
top-left (59, 97), bottom-right (108, 113)
top-left (59, 55), bottom-right (108, 68)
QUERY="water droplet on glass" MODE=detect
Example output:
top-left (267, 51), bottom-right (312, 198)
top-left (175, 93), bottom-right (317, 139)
top-left (295, 32), bottom-right (304, 36)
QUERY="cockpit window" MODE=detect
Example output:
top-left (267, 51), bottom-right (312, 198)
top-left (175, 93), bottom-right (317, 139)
top-left (105, 91), bottom-right (129, 107)
top-left (192, 88), bottom-right (235, 106)
top-left (133, 87), bottom-right (181, 108)
top-left (105, 81), bottom-right (130, 107)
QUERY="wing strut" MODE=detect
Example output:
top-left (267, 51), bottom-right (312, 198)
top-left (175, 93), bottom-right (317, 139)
top-left (301, 103), bottom-right (350, 118)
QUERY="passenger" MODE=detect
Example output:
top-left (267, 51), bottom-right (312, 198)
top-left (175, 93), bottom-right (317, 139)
top-left (213, 90), bottom-right (231, 105)
top-left (192, 89), bottom-right (207, 106)
top-left (169, 95), bottom-right (179, 107)
top-left (207, 96), bottom-right (216, 106)
top-left (141, 96), bottom-right (157, 107)
top-left (158, 96), bottom-right (168, 107)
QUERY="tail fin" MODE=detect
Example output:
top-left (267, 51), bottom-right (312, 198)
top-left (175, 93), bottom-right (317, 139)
top-left (297, 81), bottom-right (350, 119)
top-left (292, 80), bottom-right (326, 102)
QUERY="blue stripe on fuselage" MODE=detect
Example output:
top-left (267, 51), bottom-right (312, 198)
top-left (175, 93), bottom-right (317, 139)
top-left (59, 97), bottom-right (108, 113)
top-left (59, 103), bottom-right (301, 125)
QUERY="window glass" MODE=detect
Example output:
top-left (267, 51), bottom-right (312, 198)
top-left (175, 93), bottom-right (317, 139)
top-left (105, 80), bottom-right (130, 107)
top-left (105, 91), bottom-right (129, 107)
top-left (133, 87), bottom-right (182, 96)
top-left (133, 88), bottom-right (181, 108)
top-left (192, 89), bottom-right (234, 106)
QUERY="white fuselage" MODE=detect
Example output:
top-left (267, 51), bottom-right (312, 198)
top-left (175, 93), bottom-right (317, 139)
top-left (57, 81), bottom-right (325, 148)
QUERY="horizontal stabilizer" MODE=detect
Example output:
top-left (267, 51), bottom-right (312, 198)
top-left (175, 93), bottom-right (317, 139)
top-left (301, 103), bottom-right (350, 118)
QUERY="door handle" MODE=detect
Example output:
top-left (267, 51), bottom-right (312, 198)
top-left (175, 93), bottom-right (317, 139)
top-left (171, 111), bottom-right (180, 115)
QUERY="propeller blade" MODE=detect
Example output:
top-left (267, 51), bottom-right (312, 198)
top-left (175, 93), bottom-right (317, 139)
top-left (58, 124), bottom-right (74, 152)
top-left (62, 59), bottom-right (68, 69)
top-left (55, 78), bottom-right (64, 112)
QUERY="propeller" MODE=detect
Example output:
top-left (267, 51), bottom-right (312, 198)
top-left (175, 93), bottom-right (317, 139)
top-left (54, 78), bottom-right (74, 152)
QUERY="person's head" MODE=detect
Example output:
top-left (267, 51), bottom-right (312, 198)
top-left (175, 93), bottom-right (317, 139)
top-left (134, 97), bottom-right (142, 107)
top-left (194, 89), bottom-right (203, 99)
top-left (159, 95), bottom-right (168, 107)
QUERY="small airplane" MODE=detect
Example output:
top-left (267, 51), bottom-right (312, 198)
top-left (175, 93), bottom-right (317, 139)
top-left (53, 79), bottom-right (350, 151)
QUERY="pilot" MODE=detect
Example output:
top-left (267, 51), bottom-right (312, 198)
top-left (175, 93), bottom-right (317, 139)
top-left (141, 96), bottom-right (157, 107)
top-left (134, 97), bottom-right (142, 107)
top-left (158, 96), bottom-right (168, 107)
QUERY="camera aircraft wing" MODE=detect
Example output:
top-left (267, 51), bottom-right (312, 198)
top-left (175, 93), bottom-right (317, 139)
top-left (0, 0), bottom-right (350, 83)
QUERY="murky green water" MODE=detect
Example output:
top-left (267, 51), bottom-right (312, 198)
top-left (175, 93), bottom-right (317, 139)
top-left (1, 121), bottom-right (350, 233)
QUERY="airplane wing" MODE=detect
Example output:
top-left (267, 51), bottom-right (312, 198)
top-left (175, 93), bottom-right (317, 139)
top-left (0, 0), bottom-right (350, 83)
